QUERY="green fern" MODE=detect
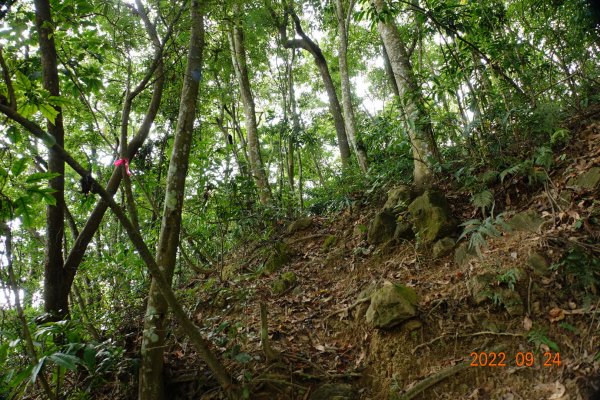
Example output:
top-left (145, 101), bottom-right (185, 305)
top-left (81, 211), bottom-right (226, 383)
top-left (458, 214), bottom-right (511, 256)
top-left (471, 189), bottom-right (494, 215)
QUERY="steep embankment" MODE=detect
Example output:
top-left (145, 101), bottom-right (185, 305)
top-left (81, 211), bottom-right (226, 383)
top-left (170, 118), bottom-right (599, 399)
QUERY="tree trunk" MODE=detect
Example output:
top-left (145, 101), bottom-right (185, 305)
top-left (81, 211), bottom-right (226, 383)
top-left (382, 44), bottom-right (400, 97)
top-left (229, 14), bottom-right (272, 205)
top-left (273, 7), bottom-right (352, 168)
top-left (62, 10), bottom-right (165, 301)
top-left (335, 0), bottom-right (368, 172)
top-left (34, 0), bottom-right (67, 319)
top-left (373, 0), bottom-right (439, 187)
top-left (138, 2), bottom-right (205, 399)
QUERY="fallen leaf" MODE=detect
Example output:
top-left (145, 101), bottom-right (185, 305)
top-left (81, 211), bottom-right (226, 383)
top-left (549, 308), bottom-right (565, 322)
top-left (523, 316), bottom-right (533, 331)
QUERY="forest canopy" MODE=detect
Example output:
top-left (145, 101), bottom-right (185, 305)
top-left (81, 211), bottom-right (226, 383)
top-left (0, 0), bottom-right (599, 398)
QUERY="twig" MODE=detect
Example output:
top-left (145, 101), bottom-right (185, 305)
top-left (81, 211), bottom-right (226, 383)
top-left (395, 345), bottom-right (505, 400)
top-left (393, 360), bottom-right (470, 400)
top-left (325, 297), bottom-right (370, 319)
top-left (285, 233), bottom-right (328, 245)
top-left (260, 302), bottom-right (280, 362)
top-left (412, 331), bottom-right (524, 354)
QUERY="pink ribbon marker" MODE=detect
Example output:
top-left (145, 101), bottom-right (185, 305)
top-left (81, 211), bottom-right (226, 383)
top-left (114, 158), bottom-right (131, 176)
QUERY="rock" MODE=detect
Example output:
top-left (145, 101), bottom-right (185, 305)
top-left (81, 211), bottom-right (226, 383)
top-left (499, 289), bottom-right (524, 317)
top-left (271, 271), bottom-right (297, 295)
top-left (433, 237), bottom-right (456, 258)
top-left (322, 235), bottom-right (337, 250)
top-left (403, 319), bottom-right (422, 331)
top-left (469, 273), bottom-right (495, 305)
top-left (568, 167), bottom-right (600, 190)
top-left (508, 211), bottom-right (546, 233)
top-left (393, 221), bottom-right (414, 240)
top-left (325, 248), bottom-right (346, 267)
top-left (354, 284), bottom-right (376, 321)
top-left (366, 283), bottom-right (418, 329)
top-left (454, 242), bottom-right (477, 266)
top-left (384, 185), bottom-right (414, 213)
top-left (287, 217), bottom-right (313, 234)
top-left (367, 210), bottom-right (396, 245)
top-left (263, 242), bottom-right (292, 274)
top-left (527, 252), bottom-right (549, 276)
top-left (310, 383), bottom-right (355, 400)
top-left (353, 224), bottom-right (368, 240)
top-left (221, 262), bottom-right (239, 280)
top-left (408, 191), bottom-right (456, 243)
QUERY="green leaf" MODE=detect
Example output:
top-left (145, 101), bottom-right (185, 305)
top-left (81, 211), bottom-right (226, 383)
top-left (31, 357), bottom-right (46, 384)
top-left (6, 126), bottom-right (21, 144)
top-left (82, 345), bottom-right (97, 370)
top-left (14, 196), bottom-right (34, 227)
top-left (233, 352), bottom-right (252, 363)
top-left (49, 352), bottom-right (79, 370)
top-left (0, 343), bottom-right (9, 364)
top-left (471, 190), bottom-right (494, 210)
top-left (27, 186), bottom-right (57, 205)
top-left (10, 158), bottom-right (28, 177)
top-left (38, 103), bottom-right (59, 124)
top-left (26, 172), bottom-right (61, 183)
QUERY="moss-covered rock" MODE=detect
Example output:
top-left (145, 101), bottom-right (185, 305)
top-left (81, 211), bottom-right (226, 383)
top-left (433, 237), bottom-right (456, 258)
top-left (454, 241), bottom-right (477, 266)
top-left (310, 383), bottom-right (355, 400)
top-left (263, 242), bottom-right (292, 274)
top-left (366, 283), bottom-right (418, 329)
top-left (325, 248), bottom-right (346, 268)
top-left (287, 217), bottom-right (313, 234)
top-left (271, 271), bottom-right (297, 295)
top-left (499, 288), bottom-right (524, 317)
top-left (367, 210), bottom-right (396, 245)
top-left (393, 221), bottom-right (414, 240)
top-left (383, 185), bottom-right (414, 213)
top-left (322, 235), bottom-right (338, 250)
top-left (408, 191), bottom-right (456, 243)
top-left (527, 252), bottom-right (550, 276)
top-left (469, 273), bottom-right (495, 305)
top-left (353, 224), bottom-right (368, 240)
top-left (568, 166), bottom-right (600, 190)
top-left (508, 211), bottom-right (546, 233)
top-left (354, 283), bottom-right (376, 321)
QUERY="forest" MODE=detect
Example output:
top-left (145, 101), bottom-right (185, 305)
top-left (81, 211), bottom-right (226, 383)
top-left (0, 0), bottom-right (599, 399)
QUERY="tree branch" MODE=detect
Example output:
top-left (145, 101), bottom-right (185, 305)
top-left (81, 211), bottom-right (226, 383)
top-left (0, 47), bottom-right (16, 110)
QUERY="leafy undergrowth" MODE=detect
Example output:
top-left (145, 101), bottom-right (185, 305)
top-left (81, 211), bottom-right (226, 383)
top-left (134, 120), bottom-right (599, 399)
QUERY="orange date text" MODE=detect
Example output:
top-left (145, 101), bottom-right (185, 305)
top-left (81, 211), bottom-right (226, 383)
top-left (469, 351), bottom-right (560, 367)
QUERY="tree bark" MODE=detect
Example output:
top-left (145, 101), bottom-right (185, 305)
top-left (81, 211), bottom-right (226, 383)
top-left (229, 12), bottom-right (272, 205)
top-left (382, 44), bottom-right (400, 97)
top-left (372, 0), bottom-right (439, 187)
top-left (335, 0), bottom-right (368, 172)
top-left (272, 6), bottom-right (352, 168)
top-left (138, 2), bottom-right (205, 399)
top-left (34, 0), bottom-right (68, 319)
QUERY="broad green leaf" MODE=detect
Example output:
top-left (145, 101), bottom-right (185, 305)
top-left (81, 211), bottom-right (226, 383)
top-left (38, 103), bottom-right (59, 124)
top-left (31, 357), bottom-right (46, 384)
top-left (26, 172), bottom-right (61, 183)
top-left (27, 186), bottom-right (57, 205)
top-left (10, 158), bottom-right (27, 177)
top-left (82, 345), bottom-right (97, 370)
top-left (0, 343), bottom-right (8, 364)
top-left (233, 352), bottom-right (252, 363)
top-left (6, 126), bottom-right (21, 144)
top-left (14, 196), bottom-right (34, 227)
top-left (49, 353), bottom-right (79, 370)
